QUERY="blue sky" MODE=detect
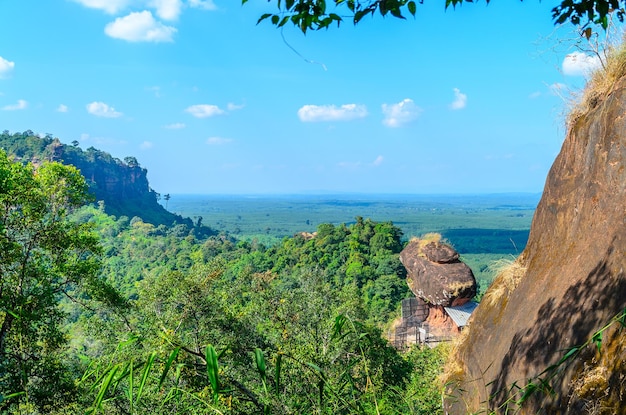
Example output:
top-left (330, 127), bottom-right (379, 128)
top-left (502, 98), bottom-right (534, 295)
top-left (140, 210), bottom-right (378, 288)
top-left (0, 0), bottom-right (608, 194)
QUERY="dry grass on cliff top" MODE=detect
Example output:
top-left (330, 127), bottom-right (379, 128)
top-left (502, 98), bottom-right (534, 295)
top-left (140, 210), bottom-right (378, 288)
top-left (481, 258), bottom-right (526, 307)
top-left (569, 36), bottom-right (626, 124)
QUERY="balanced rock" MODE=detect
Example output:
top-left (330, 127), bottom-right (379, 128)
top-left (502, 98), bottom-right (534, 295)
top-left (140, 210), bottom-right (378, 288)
top-left (400, 238), bottom-right (476, 307)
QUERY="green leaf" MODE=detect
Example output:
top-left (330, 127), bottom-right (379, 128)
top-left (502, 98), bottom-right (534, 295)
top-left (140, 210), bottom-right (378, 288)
top-left (94, 365), bottom-right (119, 411)
top-left (354, 9), bottom-right (370, 23)
top-left (136, 352), bottom-right (157, 405)
top-left (331, 314), bottom-right (347, 340)
top-left (556, 346), bottom-right (580, 366)
top-left (275, 353), bottom-right (282, 395)
top-left (206, 345), bottom-right (220, 403)
top-left (0, 392), bottom-right (26, 405)
top-left (254, 348), bottom-right (267, 384)
top-left (257, 13), bottom-right (272, 25)
top-left (278, 15), bottom-right (290, 27)
top-left (158, 347), bottom-right (180, 390)
top-left (593, 332), bottom-right (602, 353)
top-left (407, 0), bottom-right (416, 16)
top-left (329, 13), bottom-right (341, 21)
top-left (128, 361), bottom-right (134, 412)
top-left (271, 14), bottom-right (280, 25)
top-left (390, 7), bottom-right (404, 18)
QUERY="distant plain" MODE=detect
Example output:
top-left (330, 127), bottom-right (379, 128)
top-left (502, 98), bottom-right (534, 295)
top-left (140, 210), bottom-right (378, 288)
top-left (166, 193), bottom-right (540, 296)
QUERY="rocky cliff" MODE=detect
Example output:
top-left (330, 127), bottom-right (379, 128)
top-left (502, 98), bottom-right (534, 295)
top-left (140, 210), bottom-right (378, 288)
top-left (0, 131), bottom-right (185, 227)
top-left (444, 72), bottom-right (626, 412)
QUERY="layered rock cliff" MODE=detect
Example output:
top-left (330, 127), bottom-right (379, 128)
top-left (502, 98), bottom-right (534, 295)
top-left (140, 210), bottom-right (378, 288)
top-left (0, 131), bottom-right (185, 227)
top-left (444, 73), bottom-right (626, 412)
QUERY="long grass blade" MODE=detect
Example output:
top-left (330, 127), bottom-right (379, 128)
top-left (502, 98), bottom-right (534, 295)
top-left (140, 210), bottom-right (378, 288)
top-left (93, 365), bottom-right (119, 412)
top-left (274, 352), bottom-right (282, 395)
top-left (136, 352), bottom-right (157, 406)
top-left (128, 360), bottom-right (134, 413)
top-left (254, 348), bottom-right (267, 391)
top-left (206, 345), bottom-right (220, 403)
top-left (158, 347), bottom-right (181, 391)
top-left (0, 391), bottom-right (26, 405)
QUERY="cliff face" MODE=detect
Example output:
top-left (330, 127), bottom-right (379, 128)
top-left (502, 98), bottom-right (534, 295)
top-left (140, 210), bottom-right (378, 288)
top-left (445, 76), bottom-right (626, 413)
top-left (0, 132), bottom-right (183, 227)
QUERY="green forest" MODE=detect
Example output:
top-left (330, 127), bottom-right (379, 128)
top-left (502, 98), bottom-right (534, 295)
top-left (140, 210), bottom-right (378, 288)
top-left (0, 136), bottom-right (465, 414)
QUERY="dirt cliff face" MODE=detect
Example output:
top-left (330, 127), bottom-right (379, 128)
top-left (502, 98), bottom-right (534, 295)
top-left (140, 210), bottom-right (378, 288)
top-left (445, 76), bottom-right (626, 414)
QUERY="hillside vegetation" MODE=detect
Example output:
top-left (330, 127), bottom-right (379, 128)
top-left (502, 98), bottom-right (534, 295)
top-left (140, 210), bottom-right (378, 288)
top-left (0, 148), bottom-right (450, 414)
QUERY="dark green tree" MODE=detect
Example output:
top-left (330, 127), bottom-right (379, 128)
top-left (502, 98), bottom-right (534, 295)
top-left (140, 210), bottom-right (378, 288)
top-left (0, 150), bottom-right (124, 412)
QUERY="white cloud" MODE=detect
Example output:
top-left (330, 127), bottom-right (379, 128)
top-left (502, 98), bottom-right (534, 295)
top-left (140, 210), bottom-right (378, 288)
top-left (562, 52), bottom-right (601, 76)
top-left (140, 140), bottom-right (153, 149)
top-left (164, 122), bottom-right (186, 129)
top-left (297, 104), bottom-right (368, 122)
top-left (207, 136), bottom-right (232, 145)
top-left (372, 155), bottom-right (384, 166)
top-left (337, 161), bottom-right (361, 169)
top-left (382, 98), bottom-right (421, 127)
top-left (150, 0), bottom-right (182, 20)
top-left (227, 102), bottom-right (245, 111)
top-left (450, 88), bottom-right (467, 110)
top-left (71, 0), bottom-right (129, 14)
top-left (105, 11), bottom-right (177, 43)
top-left (86, 101), bottom-right (123, 118)
top-left (146, 86), bottom-right (161, 97)
top-left (2, 99), bottom-right (27, 111)
top-left (528, 91), bottom-right (541, 99)
top-left (188, 0), bottom-right (217, 10)
top-left (186, 104), bottom-right (225, 118)
top-left (57, 104), bottom-right (69, 112)
top-left (0, 56), bottom-right (15, 78)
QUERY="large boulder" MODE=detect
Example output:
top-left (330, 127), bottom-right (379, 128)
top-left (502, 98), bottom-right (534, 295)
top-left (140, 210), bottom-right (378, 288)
top-left (400, 238), bottom-right (476, 307)
top-left (445, 74), bottom-right (626, 414)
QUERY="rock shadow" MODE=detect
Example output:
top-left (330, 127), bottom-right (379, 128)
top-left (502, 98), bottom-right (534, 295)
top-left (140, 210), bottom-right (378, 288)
top-left (488, 240), bottom-right (626, 412)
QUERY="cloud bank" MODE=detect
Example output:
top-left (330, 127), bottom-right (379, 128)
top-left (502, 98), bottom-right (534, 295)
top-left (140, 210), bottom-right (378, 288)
top-left (297, 104), bottom-right (368, 122)
top-left (450, 88), bottom-right (467, 110)
top-left (186, 104), bottom-right (225, 118)
top-left (562, 52), bottom-right (601, 76)
top-left (189, 0), bottom-right (217, 10)
top-left (105, 11), bottom-right (177, 42)
top-left (71, 0), bottom-right (129, 14)
top-left (382, 98), bottom-right (421, 127)
top-left (2, 99), bottom-right (27, 111)
top-left (0, 56), bottom-right (15, 78)
top-left (86, 101), bottom-right (123, 117)
top-left (207, 136), bottom-right (233, 145)
top-left (150, 0), bottom-right (182, 20)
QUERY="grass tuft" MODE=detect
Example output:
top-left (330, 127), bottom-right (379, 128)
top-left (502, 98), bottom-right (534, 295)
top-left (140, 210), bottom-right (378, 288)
top-left (568, 34), bottom-right (626, 125)
top-left (481, 258), bottom-right (526, 308)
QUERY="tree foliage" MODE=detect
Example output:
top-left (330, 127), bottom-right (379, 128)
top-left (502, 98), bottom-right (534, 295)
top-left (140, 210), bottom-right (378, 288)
top-left (0, 150), bottom-right (124, 412)
top-left (0, 135), bottom-right (451, 414)
top-left (246, 0), bottom-right (626, 33)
